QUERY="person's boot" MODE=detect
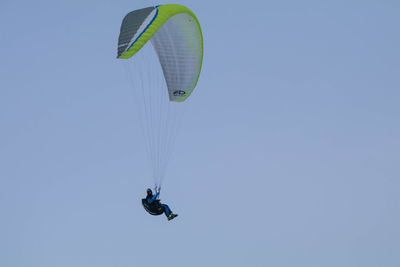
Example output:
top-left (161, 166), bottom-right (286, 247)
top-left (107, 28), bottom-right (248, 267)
top-left (168, 213), bottom-right (178, 221)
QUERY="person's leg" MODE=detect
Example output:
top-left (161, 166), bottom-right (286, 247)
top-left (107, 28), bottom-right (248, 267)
top-left (160, 204), bottom-right (171, 217)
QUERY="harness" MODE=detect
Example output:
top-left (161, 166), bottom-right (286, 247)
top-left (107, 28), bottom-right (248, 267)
top-left (142, 199), bottom-right (164, 215)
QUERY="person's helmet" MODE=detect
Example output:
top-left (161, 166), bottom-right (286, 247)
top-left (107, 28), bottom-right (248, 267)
top-left (146, 188), bottom-right (152, 195)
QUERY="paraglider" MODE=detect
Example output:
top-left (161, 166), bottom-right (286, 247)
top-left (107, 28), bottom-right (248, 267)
top-left (117, 4), bottom-right (203, 220)
top-left (142, 188), bottom-right (178, 220)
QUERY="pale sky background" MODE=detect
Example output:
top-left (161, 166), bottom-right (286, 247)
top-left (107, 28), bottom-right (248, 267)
top-left (1, 0), bottom-right (399, 266)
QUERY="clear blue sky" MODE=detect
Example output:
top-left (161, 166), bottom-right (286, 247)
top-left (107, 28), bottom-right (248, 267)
top-left (1, 0), bottom-right (399, 266)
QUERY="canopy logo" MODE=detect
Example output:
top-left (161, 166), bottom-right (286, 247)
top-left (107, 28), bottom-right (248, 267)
top-left (173, 90), bottom-right (186, 96)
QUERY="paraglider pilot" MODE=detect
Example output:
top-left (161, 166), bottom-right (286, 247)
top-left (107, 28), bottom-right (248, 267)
top-left (142, 188), bottom-right (178, 221)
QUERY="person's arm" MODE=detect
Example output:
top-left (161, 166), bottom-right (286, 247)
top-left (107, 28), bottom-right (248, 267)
top-left (147, 192), bottom-right (159, 203)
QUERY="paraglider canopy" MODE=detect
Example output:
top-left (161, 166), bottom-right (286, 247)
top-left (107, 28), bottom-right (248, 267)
top-left (117, 4), bottom-right (203, 102)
